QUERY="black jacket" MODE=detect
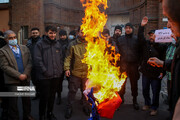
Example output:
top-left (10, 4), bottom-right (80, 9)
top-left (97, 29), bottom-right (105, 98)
top-left (109, 34), bottom-right (120, 45)
top-left (26, 36), bottom-right (41, 65)
top-left (58, 38), bottom-right (69, 62)
top-left (138, 26), bottom-right (167, 79)
top-left (116, 32), bottom-right (141, 64)
top-left (0, 37), bottom-right (6, 91)
top-left (34, 36), bottom-right (63, 80)
top-left (164, 38), bottom-right (180, 113)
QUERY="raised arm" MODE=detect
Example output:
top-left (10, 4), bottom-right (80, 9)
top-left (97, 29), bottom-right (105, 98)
top-left (138, 16), bottom-right (149, 44)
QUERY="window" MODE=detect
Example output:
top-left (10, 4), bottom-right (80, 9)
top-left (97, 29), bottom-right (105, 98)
top-left (19, 26), bottom-right (28, 44)
top-left (0, 0), bottom-right (9, 3)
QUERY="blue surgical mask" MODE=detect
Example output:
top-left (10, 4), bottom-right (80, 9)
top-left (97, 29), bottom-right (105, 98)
top-left (172, 38), bottom-right (176, 45)
top-left (9, 39), bottom-right (17, 46)
top-left (68, 35), bottom-right (74, 40)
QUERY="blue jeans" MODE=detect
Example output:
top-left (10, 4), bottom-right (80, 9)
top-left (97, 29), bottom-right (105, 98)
top-left (142, 75), bottom-right (161, 110)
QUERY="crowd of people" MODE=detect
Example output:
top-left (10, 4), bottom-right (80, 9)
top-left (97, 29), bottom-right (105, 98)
top-left (0, 0), bottom-right (180, 120)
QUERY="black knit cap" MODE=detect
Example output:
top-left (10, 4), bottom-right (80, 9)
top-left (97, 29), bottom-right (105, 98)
top-left (148, 30), bottom-right (155, 35)
top-left (59, 29), bottom-right (67, 36)
top-left (115, 25), bottom-right (122, 32)
top-left (69, 30), bottom-right (76, 36)
top-left (125, 23), bottom-right (133, 29)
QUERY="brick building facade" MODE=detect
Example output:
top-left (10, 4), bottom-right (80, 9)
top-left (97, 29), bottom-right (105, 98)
top-left (0, 0), bottom-right (167, 42)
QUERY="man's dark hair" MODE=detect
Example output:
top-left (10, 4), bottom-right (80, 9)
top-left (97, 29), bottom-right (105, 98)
top-left (102, 29), bottom-right (110, 36)
top-left (45, 26), bottom-right (57, 33)
top-left (31, 27), bottom-right (39, 32)
top-left (59, 29), bottom-right (67, 36)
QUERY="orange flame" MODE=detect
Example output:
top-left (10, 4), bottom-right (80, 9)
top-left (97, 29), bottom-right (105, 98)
top-left (81, 0), bottom-right (127, 103)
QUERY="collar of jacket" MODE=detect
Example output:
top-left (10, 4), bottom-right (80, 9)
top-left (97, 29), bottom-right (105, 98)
top-left (175, 39), bottom-right (180, 58)
top-left (31, 36), bottom-right (41, 42)
top-left (44, 36), bottom-right (57, 44)
top-left (113, 34), bottom-right (121, 40)
top-left (28, 36), bottom-right (41, 44)
top-left (176, 38), bottom-right (180, 47)
top-left (76, 38), bottom-right (87, 44)
top-left (125, 33), bottom-right (133, 38)
top-left (59, 38), bottom-right (68, 43)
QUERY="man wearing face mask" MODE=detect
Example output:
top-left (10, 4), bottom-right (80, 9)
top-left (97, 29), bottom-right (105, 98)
top-left (109, 25), bottom-right (122, 45)
top-left (68, 30), bottom-right (76, 43)
top-left (138, 17), bottom-right (167, 115)
top-left (64, 27), bottom-right (91, 119)
top-left (34, 26), bottom-right (63, 120)
top-left (0, 30), bottom-right (34, 120)
top-left (56, 29), bottom-right (69, 105)
top-left (27, 28), bottom-right (41, 100)
top-left (116, 22), bottom-right (141, 110)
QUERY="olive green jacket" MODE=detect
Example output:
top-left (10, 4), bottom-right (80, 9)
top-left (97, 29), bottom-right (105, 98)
top-left (64, 38), bottom-right (88, 78)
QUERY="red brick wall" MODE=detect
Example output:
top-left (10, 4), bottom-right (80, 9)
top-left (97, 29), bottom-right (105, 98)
top-left (44, 0), bottom-right (84, 29)
top-left (9, 0), bottom-right (167, 40)
top-left (10, 0), bottom-right (44, 38)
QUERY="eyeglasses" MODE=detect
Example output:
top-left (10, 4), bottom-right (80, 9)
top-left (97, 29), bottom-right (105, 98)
top-left (8, 36), bottom-right (16, 40)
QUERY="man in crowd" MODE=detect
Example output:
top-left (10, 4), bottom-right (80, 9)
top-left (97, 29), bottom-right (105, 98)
top-left (56, 29), bottom-right (69, 105)
top-left (102, 28), bottom-right (111, 42)
top-left (68, 30), bottom-right (76, 42)
top-left (109, 25), bottom-right (122, 44)
top-left (27, 27), bottom-right (41, 100)
top-left (148, 0), bottom-right (180, 119)
top-left (138, 17), bottom-right (167, 115)
top-left (0, 31), bottom-right (8, 120)
top-left (64, 27), bottom-right (91, 119)
top-left (116, 23), bottom-right (141, 110)
top-left (0, 30), bottom-right (33, 120)
top-left (34, 26), bottom-right (63, 120)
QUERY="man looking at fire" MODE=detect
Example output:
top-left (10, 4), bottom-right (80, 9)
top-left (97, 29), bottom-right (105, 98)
top-left (116, 23), bottom-right (141, 110)
top-left (64, 27), bottom-right (91, 119)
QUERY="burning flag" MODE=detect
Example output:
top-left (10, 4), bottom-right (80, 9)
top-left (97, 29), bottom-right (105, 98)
top-left (80, 0), bottom-right (127, 119)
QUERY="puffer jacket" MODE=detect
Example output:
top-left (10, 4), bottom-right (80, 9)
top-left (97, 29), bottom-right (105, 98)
top-left (34, 36), bottom-right (63, 80)
top-left (116, 32), bottom-right (141, 64)
top-left (64, 38), bottom-right (88, 78)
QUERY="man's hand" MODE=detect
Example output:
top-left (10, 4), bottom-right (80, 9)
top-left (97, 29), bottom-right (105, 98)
top-left (65, 70), bottom-right (71, 77)
top-left (141, 16), bottom-right (148, 27)
top-left (158, 73), bottom-right (163, 79)
top-left (147, 57), bottom-right (164, 68)
top-left (19, 74), bottom-right (27, 81)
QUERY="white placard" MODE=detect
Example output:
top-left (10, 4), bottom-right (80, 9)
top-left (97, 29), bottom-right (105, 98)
top-left (155, 29), bottom-right (172, 43)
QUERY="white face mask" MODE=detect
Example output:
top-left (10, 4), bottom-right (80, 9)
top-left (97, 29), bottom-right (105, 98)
top-left (9, 39), bottom-right (17, 46)
top-left (68, 35), bottom-right (74, 40)
top-left (172, 38), bottom-right (176, 44)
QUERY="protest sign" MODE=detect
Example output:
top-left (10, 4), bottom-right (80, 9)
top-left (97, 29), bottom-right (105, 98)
top-left (155, 29), bottom-right (172, 43)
